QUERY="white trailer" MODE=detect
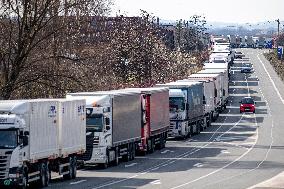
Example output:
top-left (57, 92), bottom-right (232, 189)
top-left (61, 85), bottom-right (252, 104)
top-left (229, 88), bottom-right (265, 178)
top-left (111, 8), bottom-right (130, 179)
top-left (197, 69), bottom-right (229, 109)
top-left (188, 73), bottom-right (223, 119)
top-left (0, 99), bottom-right (86, 188)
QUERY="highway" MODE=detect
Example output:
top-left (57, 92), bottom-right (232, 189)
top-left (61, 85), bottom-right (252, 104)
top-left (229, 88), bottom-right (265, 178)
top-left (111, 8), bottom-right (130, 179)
top-left (48, 49), bottom-right (284, 189)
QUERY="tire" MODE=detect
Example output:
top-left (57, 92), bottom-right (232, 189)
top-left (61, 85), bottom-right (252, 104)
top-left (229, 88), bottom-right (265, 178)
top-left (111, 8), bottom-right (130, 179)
top-left (101, 150), bottom-right (109, 169)
top-left (19, 170), bottom-right (28, 189)
top-left (253, 110), bottom-right (255, 113)
top-left (45, 162), bottom-right (51, 186)
top-left (38, 163), bottom-right (47, 187)
top-left (150, 139), bottom-right (155, 153)
top-left (71, 157), bottom-right (77, 179)
top-left (131, 143), bottom-right (136, 160)
top-left (63, 157), bottom-right (73, 180)
top-left (240, 110), bottom-right (242, 113)
top-left (114, 148), bottom-right (119, 166)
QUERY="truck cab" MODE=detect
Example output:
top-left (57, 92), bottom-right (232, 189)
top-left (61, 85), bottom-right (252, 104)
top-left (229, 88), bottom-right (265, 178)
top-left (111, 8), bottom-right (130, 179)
top-left (0, 102), bottom-right (29, 187)
top-left (168, 89), bottom-right (189, 138)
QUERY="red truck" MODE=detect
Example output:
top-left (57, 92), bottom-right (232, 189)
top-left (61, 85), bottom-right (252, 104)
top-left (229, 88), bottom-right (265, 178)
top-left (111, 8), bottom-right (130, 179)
top-left (122, 88), bottom-right (170, 154)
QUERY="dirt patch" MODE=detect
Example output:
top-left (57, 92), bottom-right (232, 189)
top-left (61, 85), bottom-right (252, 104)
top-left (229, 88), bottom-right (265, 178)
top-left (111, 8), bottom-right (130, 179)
top-left (264, 52), bottom-right (284, 81)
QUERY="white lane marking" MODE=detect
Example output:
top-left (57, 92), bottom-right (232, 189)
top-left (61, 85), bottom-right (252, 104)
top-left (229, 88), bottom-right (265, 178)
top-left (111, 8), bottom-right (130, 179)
top-left (221, 150), bottom-right (230, 154)
top-left (193, 163), bottom-right (204, 168)
top-left (70, 180), bottom-right (87, 185)
top-left (151, 180), bottom-right (161, 185)
top-left (161, 150), bottom-right (174, 154)
top-left (170, 115), bottom-right (258, 189)
top-left (125, 163), bottom-right (137, 168)
top-left (257, 54), bottom-right (284, 104)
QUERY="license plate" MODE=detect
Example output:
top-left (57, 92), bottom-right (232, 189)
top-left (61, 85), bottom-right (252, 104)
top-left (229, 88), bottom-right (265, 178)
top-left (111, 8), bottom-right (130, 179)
top-left (245, 108), bottom-right (250, 111)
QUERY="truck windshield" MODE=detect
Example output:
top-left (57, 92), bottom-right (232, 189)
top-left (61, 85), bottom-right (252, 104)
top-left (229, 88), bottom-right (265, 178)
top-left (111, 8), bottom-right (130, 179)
top-left (169, 97), bottom-right (185, 112)
top-left (86, 114), bottom-right (103, 132)
top-left (0, 130), bottom-right (17, 149)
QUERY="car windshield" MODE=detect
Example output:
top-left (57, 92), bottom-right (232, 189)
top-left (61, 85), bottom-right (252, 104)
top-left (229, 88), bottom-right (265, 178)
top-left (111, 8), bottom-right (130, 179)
top-left (86, 114), bottom-right (103, 132)
top-left (0, 130), bottom-right (17, 149)
top-left (169, 97), bottom-right (185, 112)
top-left (241, 98), bottom-right (254, 104)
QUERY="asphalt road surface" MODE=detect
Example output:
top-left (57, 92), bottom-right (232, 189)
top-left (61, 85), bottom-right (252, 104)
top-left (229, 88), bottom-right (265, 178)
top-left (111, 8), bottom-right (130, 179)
top-left (48, 49), bottom-right (284, 189)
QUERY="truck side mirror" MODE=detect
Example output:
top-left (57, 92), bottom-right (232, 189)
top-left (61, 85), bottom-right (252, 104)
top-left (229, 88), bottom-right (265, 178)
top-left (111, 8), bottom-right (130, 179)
top-left (105, 117), bottom-right (110, 126)
top-left (23, 136), bottom-right (29, 146)
top-left (106, 125), bottom-right (110, 130)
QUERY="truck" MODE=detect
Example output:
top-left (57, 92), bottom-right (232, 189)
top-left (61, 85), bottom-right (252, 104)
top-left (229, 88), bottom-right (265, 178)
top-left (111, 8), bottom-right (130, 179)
top-left (156, 81), bottom-right (204, 139)
top-left (246, 36), bottom-right (254, 48)
top-left (258, 36), bottom-right (265, 48)
top-left (188, 73), bottom-right (223, 119)
top-left (121, 88), bottom-right (169, 154)
top-left (210, 47), bottom-right (234, 66)
top-left (66, 91), bottom-right (142, 168)
top-left (177, 78), bottom-right (215, 129)
top-left (197, 69), bottom-right (229, 110)
top-left (230, 35), bottom-right (237, 48)
top-left (203, 63), bottom-right (230, 80)
top-left (0, 99), bottom-right (86, 188)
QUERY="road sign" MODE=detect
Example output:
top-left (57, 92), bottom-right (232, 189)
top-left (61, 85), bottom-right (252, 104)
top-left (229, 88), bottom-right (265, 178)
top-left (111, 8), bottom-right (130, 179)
top-left (278, 46), bottom-right (283, 55)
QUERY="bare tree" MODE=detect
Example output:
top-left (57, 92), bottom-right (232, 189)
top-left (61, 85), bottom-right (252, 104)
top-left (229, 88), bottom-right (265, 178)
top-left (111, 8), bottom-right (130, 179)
top-left (0, 0), bottom-right (113, 99)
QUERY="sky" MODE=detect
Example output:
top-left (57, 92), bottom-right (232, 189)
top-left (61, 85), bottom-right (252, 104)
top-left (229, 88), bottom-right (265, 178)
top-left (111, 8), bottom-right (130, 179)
top-left (112, 0), bottom-right (284, 24)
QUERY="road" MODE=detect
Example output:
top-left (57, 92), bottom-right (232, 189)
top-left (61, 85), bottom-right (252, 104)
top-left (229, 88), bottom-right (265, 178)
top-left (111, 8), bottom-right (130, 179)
top-left (48, 49), bottom-right (284, 189)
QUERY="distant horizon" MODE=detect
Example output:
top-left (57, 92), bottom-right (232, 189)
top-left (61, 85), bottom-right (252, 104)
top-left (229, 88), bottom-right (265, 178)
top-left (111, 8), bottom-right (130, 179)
top-left (112, 0), bottom-right (284, 25)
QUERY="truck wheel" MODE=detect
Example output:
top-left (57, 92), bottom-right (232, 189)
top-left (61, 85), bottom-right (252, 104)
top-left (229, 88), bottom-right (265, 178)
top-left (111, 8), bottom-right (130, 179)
top-left (45, 162), bottom-right (51, 186)
top-left (101, 152), bottom-right (109, 169)
top-left (71, 156), bottom-right (77, 179)
top-left (150, 139), bottom-right (155, 153)
top-left (18, 171), bottom-right (28, 189)
top-left (114, 148), bottom-right (119, 166)
top-left (132, 143), bottom-right (136, 160)
top-left (147, 139), bottom-right (153, 154)
top-left (63, 157), bottom-right (73, 180)
top-left (38, 163), bottom-right (47, 187)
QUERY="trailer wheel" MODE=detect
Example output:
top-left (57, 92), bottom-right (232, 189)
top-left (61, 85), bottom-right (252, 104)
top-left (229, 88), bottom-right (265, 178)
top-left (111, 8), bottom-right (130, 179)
top-left (45, 162), bottom-right (51, 186)
top-left (71, 156), bottom-right (77, 179)
top-left (150, 139), bottom-right (155, 153)
top-left (38, 162), bottom-right (47, 187)
top-left (114, 147), bottom-right (119, 166)
top-left (130, 143), bottom-right (136, 160)
top-left (63, 157), bottom-right (73, 180)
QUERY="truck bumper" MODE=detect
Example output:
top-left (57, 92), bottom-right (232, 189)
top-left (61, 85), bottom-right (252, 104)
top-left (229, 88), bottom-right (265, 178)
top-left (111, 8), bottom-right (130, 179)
top-left (85, 147), bottom-right (108, 164)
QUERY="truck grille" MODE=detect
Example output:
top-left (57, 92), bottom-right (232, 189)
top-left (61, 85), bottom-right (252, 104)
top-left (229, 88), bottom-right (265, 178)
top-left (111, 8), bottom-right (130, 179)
top-left (0, 150), bottom-right (12, 179)
top-left (93, 137), bottom-right (100, 146)
top-left (79, 133), bottom-right (94, 161)
top-left (169, 122), bottom-right (176, 132)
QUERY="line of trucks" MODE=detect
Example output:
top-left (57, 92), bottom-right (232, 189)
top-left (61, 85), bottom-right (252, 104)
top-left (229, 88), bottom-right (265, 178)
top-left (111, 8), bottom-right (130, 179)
top-left (0, 62), bottom-right (230, 188)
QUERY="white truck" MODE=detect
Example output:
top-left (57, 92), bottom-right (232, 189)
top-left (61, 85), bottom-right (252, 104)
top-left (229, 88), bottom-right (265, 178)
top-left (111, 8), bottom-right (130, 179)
top-left (210, 47), bottom-right (234, 65)
top-left (0, 99), bottom-right (86, 188)
top-left (203, 63), bottom-right (230, 80)
top-left (67, 91), bottom-right (142, 168)
top-left (156, 81), bottom-right (205, 138)
top-left (188, 73), bottom-right (223, 119)
top-left (246, 36), bottom-right (254, 48)
top-left (197, 69), bottom-right (229, 110)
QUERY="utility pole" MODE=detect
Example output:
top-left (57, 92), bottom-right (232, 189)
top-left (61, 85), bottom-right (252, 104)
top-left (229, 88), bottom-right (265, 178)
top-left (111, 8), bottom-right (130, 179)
top-left (276, 19), bottom-right (280, 48)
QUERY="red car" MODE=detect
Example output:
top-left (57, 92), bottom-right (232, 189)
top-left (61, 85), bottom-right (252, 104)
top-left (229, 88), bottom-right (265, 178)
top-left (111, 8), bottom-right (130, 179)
top-left (240, 97), bottom-right (255, 113)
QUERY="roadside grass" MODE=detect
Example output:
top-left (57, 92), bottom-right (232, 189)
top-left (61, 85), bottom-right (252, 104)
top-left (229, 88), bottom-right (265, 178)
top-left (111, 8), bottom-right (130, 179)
top-left (264, 51), bottom-right (284, 81)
